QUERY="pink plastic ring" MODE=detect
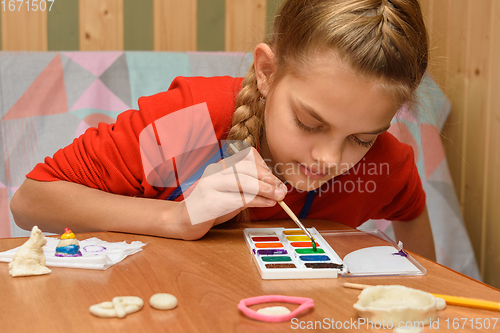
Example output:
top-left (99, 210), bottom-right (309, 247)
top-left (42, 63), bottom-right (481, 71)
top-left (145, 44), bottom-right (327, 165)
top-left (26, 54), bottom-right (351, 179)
top-left (238, 295), bottom-right (314, 322)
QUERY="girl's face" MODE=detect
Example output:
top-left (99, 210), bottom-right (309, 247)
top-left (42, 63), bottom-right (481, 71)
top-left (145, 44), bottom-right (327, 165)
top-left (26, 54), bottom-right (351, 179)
top-left (259, 51), bottom-right (400, 191)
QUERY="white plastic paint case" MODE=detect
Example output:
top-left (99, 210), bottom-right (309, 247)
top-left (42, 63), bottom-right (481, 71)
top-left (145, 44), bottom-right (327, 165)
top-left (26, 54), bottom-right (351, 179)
top-left (244, 228), bottom-right (426, 280)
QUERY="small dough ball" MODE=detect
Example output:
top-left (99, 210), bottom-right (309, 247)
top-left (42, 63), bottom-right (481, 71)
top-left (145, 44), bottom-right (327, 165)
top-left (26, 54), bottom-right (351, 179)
top-left (149, 293), bottom-right (178, 310)
top-left (256, 306), bottom-right (291, 316)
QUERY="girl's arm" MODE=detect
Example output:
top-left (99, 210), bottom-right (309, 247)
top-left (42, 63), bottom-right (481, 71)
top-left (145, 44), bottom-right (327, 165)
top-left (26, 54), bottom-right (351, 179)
top-left (10, 178), bottom-right (210, 240)
top-left (11, 148), bottom-right (286, 240)
top-left (392, 205), bottom-right (436, 261)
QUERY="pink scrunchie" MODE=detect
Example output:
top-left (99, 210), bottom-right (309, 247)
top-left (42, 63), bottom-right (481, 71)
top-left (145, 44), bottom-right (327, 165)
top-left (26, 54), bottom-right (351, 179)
top-left (238, 295), bottom-right (315, 322)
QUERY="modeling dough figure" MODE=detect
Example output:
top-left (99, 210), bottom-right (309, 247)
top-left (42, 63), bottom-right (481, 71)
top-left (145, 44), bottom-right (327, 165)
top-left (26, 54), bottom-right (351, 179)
top-left (55, 228), bottom-right (82, 257)
top-left (89, 296), bottom-right (144, 318)
top-left (9, 226), bottom-right (51, 277)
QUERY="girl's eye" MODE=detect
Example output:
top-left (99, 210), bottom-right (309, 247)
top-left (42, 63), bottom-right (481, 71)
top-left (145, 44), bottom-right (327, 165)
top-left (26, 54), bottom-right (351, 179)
top-left (295, 117), bottom-right (315, 132)
top-left (295, 114), bottom-right (375, 148)
top-left (351, 135), bottom-right (375, 148)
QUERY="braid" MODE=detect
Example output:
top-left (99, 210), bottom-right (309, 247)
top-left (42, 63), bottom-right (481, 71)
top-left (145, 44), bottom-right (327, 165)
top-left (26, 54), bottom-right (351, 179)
top-left (227, 62), bottom-right (266, 150)
top-left (226, 62), bottom-right (267, 224)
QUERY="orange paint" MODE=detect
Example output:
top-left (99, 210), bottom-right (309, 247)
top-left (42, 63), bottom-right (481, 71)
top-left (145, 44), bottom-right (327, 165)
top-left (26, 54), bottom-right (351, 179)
top-left (255, 242), bottom-right (284, 248)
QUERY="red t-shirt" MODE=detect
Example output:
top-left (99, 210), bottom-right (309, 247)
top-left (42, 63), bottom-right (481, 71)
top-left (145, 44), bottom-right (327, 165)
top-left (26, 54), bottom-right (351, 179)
top-left (26, 76), bottom-right (425, 228)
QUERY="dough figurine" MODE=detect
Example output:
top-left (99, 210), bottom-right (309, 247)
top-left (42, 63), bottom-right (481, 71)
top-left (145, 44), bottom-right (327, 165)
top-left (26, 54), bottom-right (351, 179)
top-left (55, 228), bottom-right (82, 257)
top-left (90, 296), bottom-right (144, 318)
top-left (9, 226), bottom-right (51, 277)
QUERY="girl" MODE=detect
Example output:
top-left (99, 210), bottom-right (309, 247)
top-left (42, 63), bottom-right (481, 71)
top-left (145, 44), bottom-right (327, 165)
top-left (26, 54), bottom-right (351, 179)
top-left (10, 0), bottom-right (436, 260)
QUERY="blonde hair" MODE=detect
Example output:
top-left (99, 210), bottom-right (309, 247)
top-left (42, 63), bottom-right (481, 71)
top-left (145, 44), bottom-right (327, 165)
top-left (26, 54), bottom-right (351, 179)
top-left (226, 0), bottom-right (428, 219)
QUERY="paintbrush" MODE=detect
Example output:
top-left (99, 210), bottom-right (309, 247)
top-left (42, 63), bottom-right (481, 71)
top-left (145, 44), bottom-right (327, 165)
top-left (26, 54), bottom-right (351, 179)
top-left (228, 143), bottom-right (317, 251)
top-left (343, 282), bottom-right (500, 312)
top-left (276, 201), bottom-right (317, 251)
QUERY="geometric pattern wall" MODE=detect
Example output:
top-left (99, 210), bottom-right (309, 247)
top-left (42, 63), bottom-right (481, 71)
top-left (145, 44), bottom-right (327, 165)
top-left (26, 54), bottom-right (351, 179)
top-left (0, 51), bottom-right (253, 237)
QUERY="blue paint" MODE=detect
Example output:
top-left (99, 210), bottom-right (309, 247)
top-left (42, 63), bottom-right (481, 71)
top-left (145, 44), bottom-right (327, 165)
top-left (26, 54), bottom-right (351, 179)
top-left (299, 255), bottom-right (331, 261)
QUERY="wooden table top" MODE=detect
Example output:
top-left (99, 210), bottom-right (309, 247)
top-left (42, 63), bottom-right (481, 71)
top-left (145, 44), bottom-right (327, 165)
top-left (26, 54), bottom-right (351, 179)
top-left (1, 219), bottom-right (499, 333)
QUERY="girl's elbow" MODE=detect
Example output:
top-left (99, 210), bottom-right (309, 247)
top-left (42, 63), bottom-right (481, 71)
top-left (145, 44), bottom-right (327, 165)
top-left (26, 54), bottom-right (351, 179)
top-left (10, 184), bottom-right (33, 231)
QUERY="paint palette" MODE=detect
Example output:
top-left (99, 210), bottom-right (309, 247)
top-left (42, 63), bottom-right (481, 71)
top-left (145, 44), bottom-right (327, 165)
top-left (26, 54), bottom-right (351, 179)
top-left (244, 227), bottom-right (345, 279)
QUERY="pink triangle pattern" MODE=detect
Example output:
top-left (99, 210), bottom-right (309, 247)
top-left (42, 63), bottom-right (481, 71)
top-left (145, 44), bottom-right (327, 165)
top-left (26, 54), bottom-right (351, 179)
top-left (0, 187), bottom-right (11, 238)
top-left (70, 79), bottom-right (131, 112)
top-left (373, 219), bottom-right (391, 232)
top-left (9, 186), bottom-right (20, 194)
top-left (63, 52), bottom-right (123, 77)
top-left (388, 122), bottom-right (420, 163)
top-left (75, 114), bottom-right (116, 137)
top-left (394, 104), bottom-right (419, 123)
top-left (2, 54), bottom-right (68, 120)
top-left (420, 123), bottom-right (446, 178)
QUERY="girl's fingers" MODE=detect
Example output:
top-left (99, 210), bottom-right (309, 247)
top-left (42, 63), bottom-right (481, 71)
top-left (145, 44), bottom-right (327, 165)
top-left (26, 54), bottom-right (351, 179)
top-left (208, 171), bottom-right (286, 202)
top-left (224, 147), bottom-right (284, 188)
top-left (245, 195), bottom-right (279, 208)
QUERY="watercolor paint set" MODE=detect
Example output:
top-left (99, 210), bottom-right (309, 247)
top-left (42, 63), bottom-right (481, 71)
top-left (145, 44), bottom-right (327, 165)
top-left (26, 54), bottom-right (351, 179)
top-left (243, 227), bottom-right (345, 279)
top-left (244, 228), bottom-right (426, 280)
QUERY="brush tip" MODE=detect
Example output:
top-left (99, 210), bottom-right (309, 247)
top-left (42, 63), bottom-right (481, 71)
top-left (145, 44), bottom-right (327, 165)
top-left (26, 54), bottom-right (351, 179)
top-left (312, 238), bottom-right (317, 252)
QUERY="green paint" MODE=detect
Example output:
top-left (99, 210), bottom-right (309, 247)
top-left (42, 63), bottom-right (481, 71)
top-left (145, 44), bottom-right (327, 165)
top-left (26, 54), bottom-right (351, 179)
top-left (124, 0), bottom-right (153, 50)
top-left (47, 0), bottom-right (79, 51)
top-left (312, 239), bottom-right (317, 252)
top-left (295, 248), bottom-right (325, 254)
top-left (266, 0), bottom-right (285, 38)
top-left (197, 0), bottom-right (225, 51)
top-left (261, 256), bottom-right (292, 262)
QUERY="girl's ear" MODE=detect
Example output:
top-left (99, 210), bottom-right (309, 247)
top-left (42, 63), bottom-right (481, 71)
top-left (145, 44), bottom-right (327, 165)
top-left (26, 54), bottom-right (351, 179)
top-left (254, 43), bottom-right (276, 97)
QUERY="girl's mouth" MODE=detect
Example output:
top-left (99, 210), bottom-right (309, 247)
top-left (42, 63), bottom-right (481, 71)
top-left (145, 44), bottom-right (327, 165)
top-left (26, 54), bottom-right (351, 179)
top-left (298, 163), bottom-right (329, 180)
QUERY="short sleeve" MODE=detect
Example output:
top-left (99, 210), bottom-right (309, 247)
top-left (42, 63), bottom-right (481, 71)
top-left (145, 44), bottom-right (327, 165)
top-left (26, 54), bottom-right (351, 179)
top-left (26, 76), bottom-right (241, 199)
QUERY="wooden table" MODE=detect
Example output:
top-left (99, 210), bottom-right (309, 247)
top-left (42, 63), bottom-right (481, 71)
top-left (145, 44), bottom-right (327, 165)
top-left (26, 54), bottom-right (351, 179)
top-left (1, 220), bottom-right (499, 333)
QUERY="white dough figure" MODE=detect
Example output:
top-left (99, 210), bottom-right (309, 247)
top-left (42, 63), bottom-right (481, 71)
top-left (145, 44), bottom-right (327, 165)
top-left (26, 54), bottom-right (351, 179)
top-left (9, 226), bottom-right (51, 277)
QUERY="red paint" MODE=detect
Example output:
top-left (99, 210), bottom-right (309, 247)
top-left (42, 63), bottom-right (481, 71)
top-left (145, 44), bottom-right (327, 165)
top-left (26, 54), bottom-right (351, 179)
top-left (252, 236), bottom-right (279, 242)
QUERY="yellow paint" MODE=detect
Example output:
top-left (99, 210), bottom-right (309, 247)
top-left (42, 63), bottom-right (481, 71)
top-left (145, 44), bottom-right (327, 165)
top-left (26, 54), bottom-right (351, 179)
top-left (282, 230), bottom-right (305, 235)
top-left (286, 236), bottom-right (310, 241)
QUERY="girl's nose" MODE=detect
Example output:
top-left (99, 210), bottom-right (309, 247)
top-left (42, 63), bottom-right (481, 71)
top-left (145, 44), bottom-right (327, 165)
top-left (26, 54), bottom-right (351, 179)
top-left (310, 141), bottom-right (343, 172)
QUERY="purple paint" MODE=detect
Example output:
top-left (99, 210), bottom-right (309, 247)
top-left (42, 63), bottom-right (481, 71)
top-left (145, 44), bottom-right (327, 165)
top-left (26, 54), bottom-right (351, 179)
top-left (392, 249), bottom-right (408, 257)
top-left (257, 249), bottom-right (288, 255)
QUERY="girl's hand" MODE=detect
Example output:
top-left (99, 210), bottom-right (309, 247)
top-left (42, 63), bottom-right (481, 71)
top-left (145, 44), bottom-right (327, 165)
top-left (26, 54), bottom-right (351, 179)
top-left (182, 147), bottom-right (286, 229)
